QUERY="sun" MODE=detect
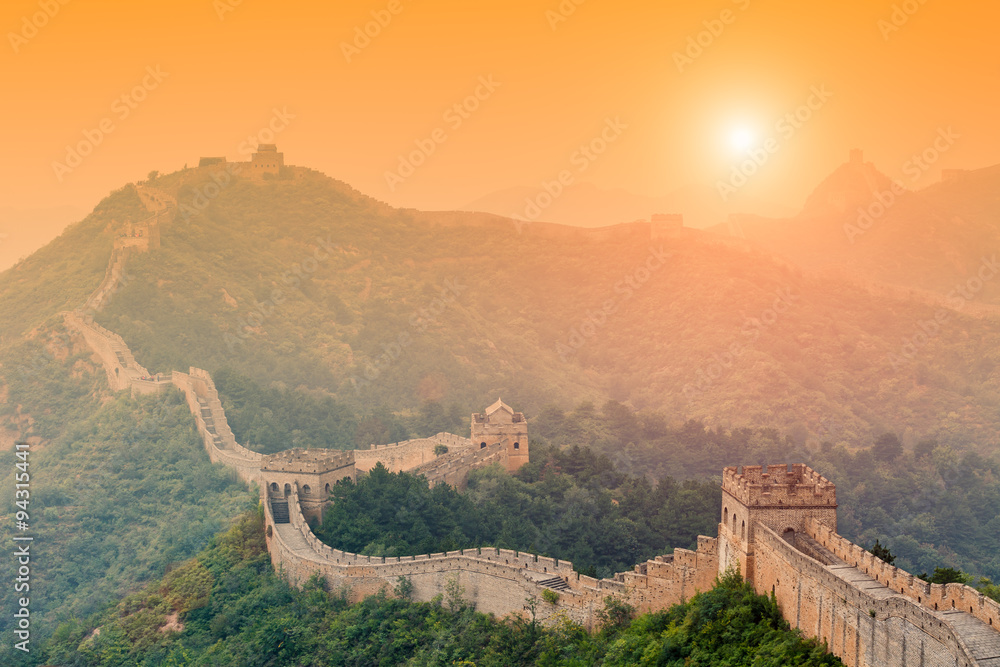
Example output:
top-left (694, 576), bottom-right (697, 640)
top-left (729, 127), bottom-right (757, 152)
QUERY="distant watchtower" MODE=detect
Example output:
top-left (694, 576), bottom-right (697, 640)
top-left (849, 149), bottom-right (863, 166)
top-left (249, 144), bottom-right (284, 177)
top-left (471, 399), bottom-right (528, 471)
top-left (718, 464), bottom-right (837, 583)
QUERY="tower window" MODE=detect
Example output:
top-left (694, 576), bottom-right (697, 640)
top-left (480, 442), bottom-right (487, 449)
top-left (513, 442), bottom-right (520, 450)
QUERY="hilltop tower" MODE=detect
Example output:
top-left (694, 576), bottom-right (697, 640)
top-left (718, 464), bottom-right (837, 583)
top-left (471, 399), bottom-right (528, 471)
top-left (849, 148), bottom-right (863, 166)
top-left (249, 144), bottom-right (284, 177)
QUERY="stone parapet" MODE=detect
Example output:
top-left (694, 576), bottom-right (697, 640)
top-left (722, 464), bottom-right (837, 507)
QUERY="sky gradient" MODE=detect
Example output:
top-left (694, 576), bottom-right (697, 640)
top-left (2, 0), bottom-right (997, 222)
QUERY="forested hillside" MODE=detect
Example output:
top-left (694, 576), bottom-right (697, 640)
top-left (3, 162), bottom-right (1000, 664)
top-left (50, 165), bottom-right (1000, 447)
top-left (39, 511), bottom-right (843, 667)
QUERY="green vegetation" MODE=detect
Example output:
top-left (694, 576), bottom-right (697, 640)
top-left (316, 443), bottom-right (719, 578)
top-left (918, 567), bottom-right (970, 585)
top-left (77, 165), bottom-right (1000, 449)
top-left (42, 512), bottom-right (841, 667)
top-left (529, 401), bottom-right (1000, 583)
top-left (213, 369), bottom-right (467, 452)
top-left (868, 540), bottom-right (895, 565)
top-left (0, 378), bottom-right (254, 655)
top-left (0, 185), bottom-right (147, 341)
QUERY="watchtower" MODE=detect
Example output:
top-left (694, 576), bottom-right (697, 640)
top-left (249, 144), bottom-right (284, 177)
top-left (718, 464), bottom-right (837, 583)
top-left (471, 399), bottom-right (528, 471)
top-left (261, 449), bottom-right (355, 523)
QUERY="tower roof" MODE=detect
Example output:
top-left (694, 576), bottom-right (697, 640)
top-left (484, 398), bottom-right (514, 416)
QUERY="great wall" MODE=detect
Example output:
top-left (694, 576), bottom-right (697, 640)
top-left (57, 158), bottom-right (1000, 666)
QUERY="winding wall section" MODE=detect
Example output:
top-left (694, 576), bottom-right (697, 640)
top-left (58, 179), bottom-right (1000, 660)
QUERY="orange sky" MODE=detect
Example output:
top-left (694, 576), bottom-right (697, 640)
top-left (1, 0), bottom-right (997, 219)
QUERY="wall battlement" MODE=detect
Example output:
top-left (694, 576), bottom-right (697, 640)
top-left (806, 518), bottom-right (1000, 633)
top-left (262, 449), bottom-right (356, 474)
top-left (722, 464), bottom-right (837, 507)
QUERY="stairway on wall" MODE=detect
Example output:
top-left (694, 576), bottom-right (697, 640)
top-left (270, 500), bottom-right (290, 524)
top-left (537, 576), bottom-right (571, 592)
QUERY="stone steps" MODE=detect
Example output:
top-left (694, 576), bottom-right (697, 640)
top-left (537, 576), bottom-right (571, 592)
top-left (271, 500), bottom-right (290, 524)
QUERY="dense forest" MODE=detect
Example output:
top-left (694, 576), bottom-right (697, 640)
top-left (41, 511), bottom-right (843, 667)
top-left (217, 364), bottom-right (1000, 584)
top-left (316, 445), bottom-right (718, 578)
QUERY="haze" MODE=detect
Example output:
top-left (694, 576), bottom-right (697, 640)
top-left (1, 0), bottom-right (997, 267)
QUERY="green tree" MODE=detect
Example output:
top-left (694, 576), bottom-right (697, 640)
top-left (869, 539), bottom-right (895, 565)
top-left (873, 432), bottom-right (903, 462)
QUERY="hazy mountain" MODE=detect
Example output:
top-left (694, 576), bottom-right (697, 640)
top-left (461, 181), bottom-right (796, 229)
top-left (713, 159), bottom-right (1000, 305)
top-left (4, 162), bottom-right (1000, 453)
top-left (0, 205), bottom-right (88, 272)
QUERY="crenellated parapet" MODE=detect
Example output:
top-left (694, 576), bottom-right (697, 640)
top-left (805, 518), bottom-right (1000, 634)
top-left (722, 464), bottom-right (837, 508)
top-left (263, 479), bottom-right (719, 629)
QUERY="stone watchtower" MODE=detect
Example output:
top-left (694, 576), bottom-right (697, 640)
top-left (471, 399), bottom-right (528, 472)
top-left (262, 449), bottom-right (355, 524)
top-left (718, 464), bottom-right (837, 584)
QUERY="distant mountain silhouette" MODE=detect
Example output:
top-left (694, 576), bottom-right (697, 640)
top-left (461, 181), bottom-right (795, 229)
top-left (709, 156), bottom-right (1000, 304)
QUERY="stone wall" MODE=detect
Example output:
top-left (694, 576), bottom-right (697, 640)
top-left (806, 519), bottom-right (1000, 634)
top-left (353, 433), bottom-right (473, 473)
top-left (412, 442), bottom-right (507, 490)
top-left (754, 523), bottom-right (979, 667)
top-left (263, 480), bottom-right (719, 629)
top-left (171, 368), bottom-right (262, 485)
